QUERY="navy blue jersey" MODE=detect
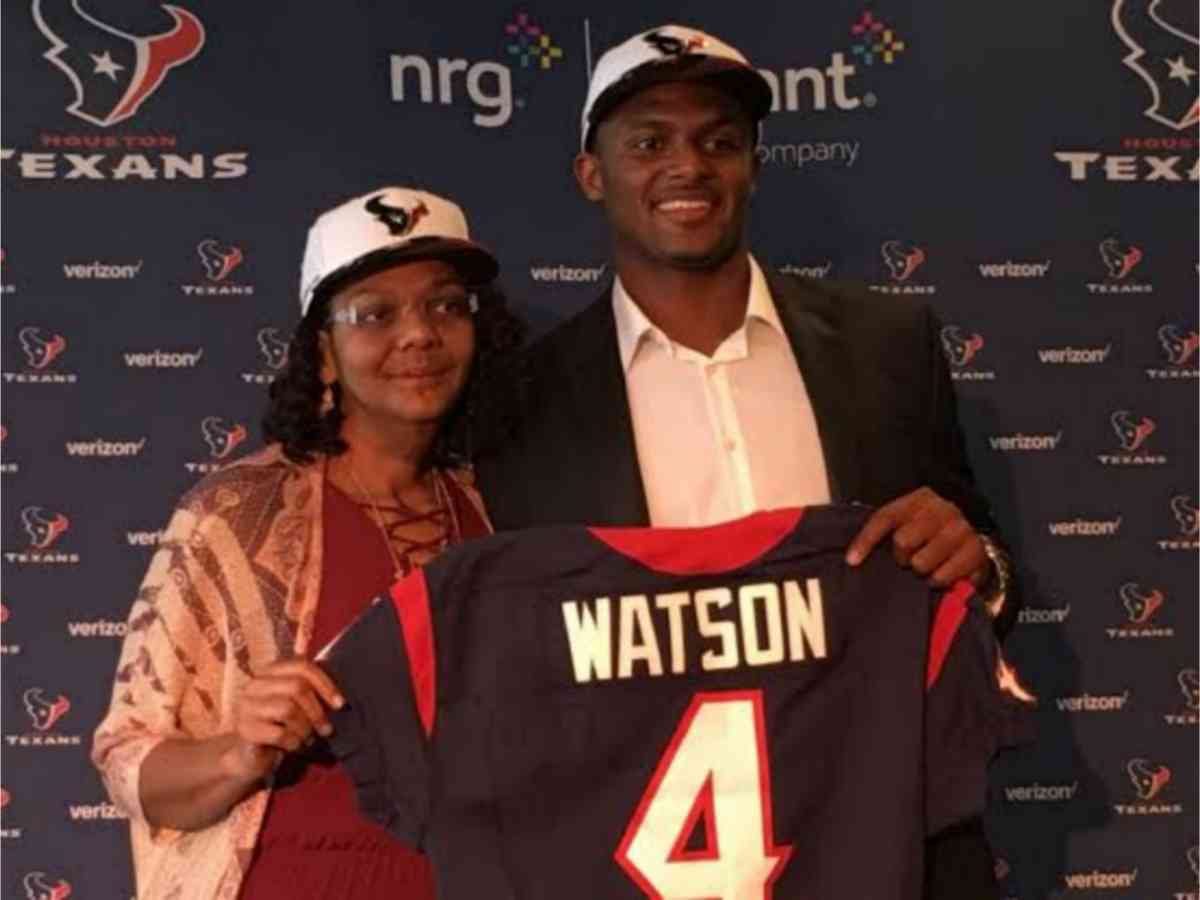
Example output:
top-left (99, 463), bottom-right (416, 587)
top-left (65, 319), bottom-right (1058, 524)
top-left (321, 505), bottom-right (1032, 900)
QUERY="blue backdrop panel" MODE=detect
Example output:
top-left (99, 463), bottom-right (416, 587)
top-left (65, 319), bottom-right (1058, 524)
top-left (2, 2), bottom-right (1196, 898)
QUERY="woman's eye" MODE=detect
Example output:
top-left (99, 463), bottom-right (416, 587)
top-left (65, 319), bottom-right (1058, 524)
top-left (359, 307), bottom-right (393, 325)
top-left (429, 295), bottom-right (476, 317)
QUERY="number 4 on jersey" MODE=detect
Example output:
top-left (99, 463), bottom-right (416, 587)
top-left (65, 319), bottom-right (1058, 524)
top-left (615, 690), bottom-right (793, 899)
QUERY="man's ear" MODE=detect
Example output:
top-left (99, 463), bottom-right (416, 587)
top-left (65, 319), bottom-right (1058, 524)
top-left (573, 151), bottom-right (605, 202)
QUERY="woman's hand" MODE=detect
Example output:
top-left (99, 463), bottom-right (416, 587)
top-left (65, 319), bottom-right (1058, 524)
top-left (222, 659), bottom-right (346, 780)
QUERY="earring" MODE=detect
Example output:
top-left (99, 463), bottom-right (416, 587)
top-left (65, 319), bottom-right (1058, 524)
top-left (320, 382), bottom-right (335, 415)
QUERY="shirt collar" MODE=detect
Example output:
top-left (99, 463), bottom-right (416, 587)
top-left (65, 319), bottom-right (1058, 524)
top-left (612, 255), bottom-right (783, 372)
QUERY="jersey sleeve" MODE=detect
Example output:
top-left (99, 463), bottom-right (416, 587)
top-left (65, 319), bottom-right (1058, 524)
top-left (924, 582), bottom-right (1036, 836)
top-left (318, 572), bottom-right (435, 848)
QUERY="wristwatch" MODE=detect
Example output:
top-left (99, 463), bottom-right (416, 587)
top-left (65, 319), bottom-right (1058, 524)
top-left (977, 534), bottom-right (1011, 619)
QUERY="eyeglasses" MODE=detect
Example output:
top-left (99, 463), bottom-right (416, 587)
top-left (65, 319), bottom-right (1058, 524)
top-left (327, 292), bottom-right (480, 330)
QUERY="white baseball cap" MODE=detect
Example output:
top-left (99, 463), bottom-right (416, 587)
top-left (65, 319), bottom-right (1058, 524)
top-left (299, 187), bottom-right (499, 316)
top-left (580, 25), bottom-right (773, 151)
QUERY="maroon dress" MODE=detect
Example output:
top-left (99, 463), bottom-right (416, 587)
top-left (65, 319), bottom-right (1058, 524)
top-left (238, 475), bottom-right (489, 899)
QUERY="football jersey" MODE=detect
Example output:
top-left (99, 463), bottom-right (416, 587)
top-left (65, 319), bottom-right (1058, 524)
top-left (320, 505), bottom-right (1032, 900)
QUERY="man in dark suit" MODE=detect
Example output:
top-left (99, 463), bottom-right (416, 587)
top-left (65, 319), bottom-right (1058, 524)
top-left (478, 24), bottom-right (1015, 899)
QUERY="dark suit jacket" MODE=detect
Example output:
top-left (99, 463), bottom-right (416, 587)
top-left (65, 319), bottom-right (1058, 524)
top-left (478, 271), bottom-right (1011, 900)
top-left (480, 271), bottom-right (999, 536)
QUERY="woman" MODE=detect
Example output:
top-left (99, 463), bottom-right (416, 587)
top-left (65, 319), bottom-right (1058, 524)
top-left (92, 187), bottom-right (524, 899)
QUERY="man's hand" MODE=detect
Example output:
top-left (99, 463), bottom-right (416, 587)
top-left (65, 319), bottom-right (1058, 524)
top-left (845, 487), bottom-right (989, 587)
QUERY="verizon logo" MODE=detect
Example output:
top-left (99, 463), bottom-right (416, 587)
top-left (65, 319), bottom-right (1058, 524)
top-left (1056, 692), bottom-right (1130, 712)
top-left (66, 620), bottom-right (127, 638)
top-left (1063, 869), bottom-right (1137, 889)
top-left (125, 530), bottom-right (164, 547)
top-left (978, 260), bottom-right (1052, 278)
top-left (529, 264), bottom-right (607, 284)
top-left (65, 438), bottom-right (146, 457)
top-left (67, 801), bottom-right (126, 821)
top-left (123, 349), bottom-right (203, 368)
top-left (1037, 345), bottom-right (1112, 364)
top-left (1019, 605), bottom-right (1071, 625)
top-left (778, 262), bottom-right (833, 279)
top-left (989, 432), bottom-right (1063, 451)
top-left (1048, 518), bottom-right (1122, 537)
top-left (62, 261), bottom-right (143, 280)
top-left (1004, 782), bottom-right (1079, 802)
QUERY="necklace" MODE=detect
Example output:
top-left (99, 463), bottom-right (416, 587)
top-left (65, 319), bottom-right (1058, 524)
top-left (345, 460), bottom-right (461, 580)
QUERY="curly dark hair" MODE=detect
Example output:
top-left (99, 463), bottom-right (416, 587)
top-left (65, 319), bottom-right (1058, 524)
top-left (262, 280), bottom-right (525, 468)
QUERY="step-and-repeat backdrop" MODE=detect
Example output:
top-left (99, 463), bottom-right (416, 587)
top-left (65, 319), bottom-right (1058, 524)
top-left (2, 2), bottom-right (1197, 898)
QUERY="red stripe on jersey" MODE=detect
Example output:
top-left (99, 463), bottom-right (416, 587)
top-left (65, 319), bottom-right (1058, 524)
top-left (590, 508), bottom-right (804, 575)
top-left (926, 580), bottom-right (974, 690)
top-left (390, 570), bottom-right (436, 738)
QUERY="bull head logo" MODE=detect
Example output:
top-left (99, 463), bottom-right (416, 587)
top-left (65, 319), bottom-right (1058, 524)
top-left (1126, 758), bottom-right (1171, 799)
top-left (23, 872), bottom-right (72, 900)
top-left (1111, 0), bottom-right (1199, 131)
top-left (22, 688), bottom-right (71, 732)
top-left (1099, 238), bottom-right (1143, 279)
top-left (1110, 410), bottom-right (1156, 451)
top-left (1171, 494), bottom-right (1199, 534)
top-left (1119, 582), bottom-right (1165, 623)
top-left (21, 506), bottom-right (70, 549)
top-left (881, 240), bottom-right (926, 282)
top-left (1179, 668), bottom-right (1199, 709)
top-left (201, 416), bottom-right (246, 459)
top-left (197, 239), bottom-right (244, 282)
top-left (256, 327), bottom-right (289, 370)
top-left (32, 0), bottom-right (204, 128)
top-left (643, 29), bottom-right (708, 57)
top-left (18, 327), bottom-right (66, 370)
top-left (939, 325), bottom-right (985, 367)
top-left (364, 196), bottom-right (429, 236)
top-left (1158, 323), bottom-right (1199, 366)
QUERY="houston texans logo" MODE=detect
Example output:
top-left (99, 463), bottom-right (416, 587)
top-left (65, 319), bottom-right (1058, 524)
top-left (256, 327), bottom-right (288, 370)
top-left (643, 30), bottom-right (707, 57)
top-left (1119, 582), bottom-right (1165, 623)
top-left (32, 0), bottom-right (205, 128)
top-left (21, 506), bottom-right (70, 549)
top-left (201, 416), bottom-right (247, 459)
top-left (1111, 0), bottom-right (1199, 131)
top-left (1110, 410), bottom-right (1156, 451)
top-left (1179, 668), bottom-right (1199, 709)
top-left (23, 688), bottom-right (71, 732)
top-left (1171, 494), bottom-right (1199, 534)
top-left (197, 240), bottom-right (244, 282)
top-left (1188, 845), bottom-right (1199, 877)
top-left (23, 872), bottom-right (72, 900)
top-left (1158, 323), bottom-right (1199, 366)
top-left (365, 196), bottom-right (429, 236)
top-left (939, 326), bottom-right (985, 367)
top-left (881, 240), bottom-right (926, 282)
top-left (1126, 758), bottom-right (1171, 799)
top-left (18, 327), bottom-right (66, 370)
top-left (1099, 238), bottom-right (1143, 279)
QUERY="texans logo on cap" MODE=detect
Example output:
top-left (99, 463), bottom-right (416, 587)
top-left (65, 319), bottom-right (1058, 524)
top-left (365, 195), bottom-right (429, 236)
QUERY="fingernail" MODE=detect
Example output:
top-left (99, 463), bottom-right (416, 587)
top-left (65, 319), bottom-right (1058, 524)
top-left (845, 551), bottom-right (861, 566)
top-left (333, 695), bottom-right (345, 709)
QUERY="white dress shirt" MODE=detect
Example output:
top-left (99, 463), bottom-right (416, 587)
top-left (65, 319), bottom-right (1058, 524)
top-left (614, 256), bottom-right (831, 527)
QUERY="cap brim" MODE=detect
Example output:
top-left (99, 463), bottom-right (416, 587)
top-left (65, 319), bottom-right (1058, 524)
top-left (309, 236), bottom-right (500, 311)
top-left (585, 56), bottom-right (773, 149)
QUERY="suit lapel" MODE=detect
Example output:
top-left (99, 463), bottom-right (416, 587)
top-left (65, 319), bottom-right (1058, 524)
top-left (767, 272), bottom-right (864, 503)
top-left (552, 295), bottom-right (649, 525)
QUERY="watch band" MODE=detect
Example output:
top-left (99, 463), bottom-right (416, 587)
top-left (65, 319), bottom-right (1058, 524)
top-left (978, 533), bottom-right (1011, 619)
